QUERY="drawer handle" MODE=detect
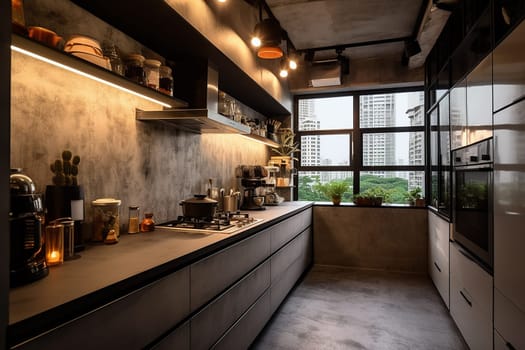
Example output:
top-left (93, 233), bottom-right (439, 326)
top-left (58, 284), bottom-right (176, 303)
top-left (506, 342), bottom-right (516, 350)
top-left (459, 290), bottom-right (472, 307)
top-left (434, 261), bottom-right (441, 272)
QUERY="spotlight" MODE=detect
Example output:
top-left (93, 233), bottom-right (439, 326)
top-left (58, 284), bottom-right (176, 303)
top-left (279, 68), bottom-right (289, 78)
top-left (288, 57), bottom-right (298, 70)
top-left (251, 36), bottom-right (261, 47)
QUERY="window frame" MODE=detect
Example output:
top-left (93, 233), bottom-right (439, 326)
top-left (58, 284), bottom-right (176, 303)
top-left (293, 87), bottom-right (426, 202)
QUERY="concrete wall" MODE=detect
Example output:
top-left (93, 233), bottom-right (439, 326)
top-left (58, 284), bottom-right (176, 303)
top-left (314, 206), bottom-right (428, 274)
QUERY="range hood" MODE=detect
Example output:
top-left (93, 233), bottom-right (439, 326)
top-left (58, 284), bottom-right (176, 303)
top-left (136, 64), bottom-right (250, 134)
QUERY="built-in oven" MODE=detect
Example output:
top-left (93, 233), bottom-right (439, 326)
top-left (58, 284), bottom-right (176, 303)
top-left (452, 137), bottom-right (493, 272)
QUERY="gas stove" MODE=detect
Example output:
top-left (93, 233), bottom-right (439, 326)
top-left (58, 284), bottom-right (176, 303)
top-left (158, 212), bottom-right (263, 234)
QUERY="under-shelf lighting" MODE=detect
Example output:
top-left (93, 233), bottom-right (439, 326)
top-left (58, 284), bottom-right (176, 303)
top-left (11, 45), bottom-right (173, 108)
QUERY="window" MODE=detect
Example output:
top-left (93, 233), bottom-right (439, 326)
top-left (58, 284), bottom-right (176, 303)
top-left (296, 90), bottom-right (425, 204)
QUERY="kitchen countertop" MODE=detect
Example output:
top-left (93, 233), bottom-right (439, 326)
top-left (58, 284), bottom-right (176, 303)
top-left (8, 202), bottom-right (312, 345)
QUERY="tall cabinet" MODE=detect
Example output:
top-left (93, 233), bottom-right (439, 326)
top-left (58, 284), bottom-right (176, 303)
top-left (493, 19), bottom-right (525, 350)
top-left (1, 0), bottom-right (12, 347)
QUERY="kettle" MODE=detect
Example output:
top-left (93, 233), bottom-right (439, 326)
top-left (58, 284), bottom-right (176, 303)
top-left (9, 169), bottom-right (48, 287)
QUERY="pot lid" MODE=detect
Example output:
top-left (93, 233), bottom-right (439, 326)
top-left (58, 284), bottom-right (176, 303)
top-left (92, 198), bottom-right (121, 206)
top-left (183, 194), bottom-right (218, 204)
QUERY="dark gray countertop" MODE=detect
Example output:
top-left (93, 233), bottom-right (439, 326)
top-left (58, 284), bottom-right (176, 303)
top-left (8, 202), bottom-right (312, 344)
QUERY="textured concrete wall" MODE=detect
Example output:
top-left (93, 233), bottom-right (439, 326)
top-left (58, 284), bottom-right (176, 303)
top-left (10, 51), bottom-right (268, 226)
top-left (313, 206), bottom-right (428, 274)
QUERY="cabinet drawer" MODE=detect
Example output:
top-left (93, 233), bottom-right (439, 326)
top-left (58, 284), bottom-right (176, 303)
top-left (270, 247), bottom-right (310, 314)
top-left (271, 208), bottom-right (312, 253)
top-left (191, 260), bottom-right (270, 350)
top-left (450, 243), bottom-right (493, 319)
top-left (152, 321), bottom-right (190, 350)
top-left (271, 227), bottom-right (311, 283)
top-left (211, 289), bottom-right (271, 350)
top-left (494, 330), bottom-right (508, 350)
top-left (494, 288), bottom-right (525, 350)
top-left (15, 267), bottom-right (190, 350)
top-left (191, 231), bottom-right (270, 311)
top-left (428, 211), bottom-right (450, 308)
top-left (450, 244), bottom-right (493, 350)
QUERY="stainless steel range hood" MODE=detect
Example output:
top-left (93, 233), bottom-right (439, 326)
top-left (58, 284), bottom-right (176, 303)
top-left (136, 65), bottom-right (250, 134)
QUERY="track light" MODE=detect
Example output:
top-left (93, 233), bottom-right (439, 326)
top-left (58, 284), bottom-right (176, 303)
top-left (279, 67), bottom-right (288, 78)
top-left (251, 36), bottom-right (261, 47)
top-left (279, 59), bottom-right (289, 78)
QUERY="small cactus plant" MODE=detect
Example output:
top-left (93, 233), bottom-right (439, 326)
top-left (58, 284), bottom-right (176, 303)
top-left (51, 150), bottom-right (81, 186)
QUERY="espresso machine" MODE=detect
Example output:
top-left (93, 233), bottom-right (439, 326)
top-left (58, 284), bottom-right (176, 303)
top-left (9, 169), bottom-right (49, 287)
top-left (236, 165), bottom-right (267, 210)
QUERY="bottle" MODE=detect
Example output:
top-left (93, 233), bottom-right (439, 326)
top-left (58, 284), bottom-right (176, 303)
top-left (159, 65), bottom-right (174, 96)
top-left (144, 59), bottom-right (161, 90)
top-left (140, 212), bottom-right (155, 232)
top-left (128, 206), bottom-right (140, 234)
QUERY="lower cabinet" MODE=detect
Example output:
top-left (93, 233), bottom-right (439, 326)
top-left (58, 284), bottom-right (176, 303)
top-left (152, 322), bottom-right (190, 350)
top-left (494, 288), bottom-right (525, 350)
top-left (14, 267), bottom-right (190, 350)
top-left (428, 211), bottom-right (450, 309)
top-left (449, 242), bottom-right (493, 350)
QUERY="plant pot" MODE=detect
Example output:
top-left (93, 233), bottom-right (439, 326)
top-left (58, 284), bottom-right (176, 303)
top-left (331, 195), bottom-right (341, 206)
top-left (415, 198), bottom-right (425, 207)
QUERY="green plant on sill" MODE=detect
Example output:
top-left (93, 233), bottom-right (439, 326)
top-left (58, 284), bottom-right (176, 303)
top-left (313, 180), bottom-right (350, 205)
top-left (271, 128), bottom-right (300, 160)
top-left (354, 187), bottom-right (390, 206)
top-left (50, 149), bottom-right (81, 186)
top-left (406, 187), bottom-right (423, 205)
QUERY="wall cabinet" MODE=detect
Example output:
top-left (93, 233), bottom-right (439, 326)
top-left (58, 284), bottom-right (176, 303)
top-left (449, 242), bottom-right (493, 350)
top-left (493, 19), bottom-right (525, 112)
top-left (428, 211), bottom-right (450, 309)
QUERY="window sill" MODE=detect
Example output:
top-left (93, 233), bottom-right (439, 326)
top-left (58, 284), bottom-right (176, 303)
top-left (313, 201), bottom-right (427, 209)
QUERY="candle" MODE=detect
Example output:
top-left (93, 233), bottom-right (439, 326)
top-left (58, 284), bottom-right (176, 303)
top-left (47, 250), bottom-right (62, 265)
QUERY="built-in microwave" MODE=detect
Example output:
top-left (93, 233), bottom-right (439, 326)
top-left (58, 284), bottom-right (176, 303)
top-left (452, 137), bottom-right (493, 272)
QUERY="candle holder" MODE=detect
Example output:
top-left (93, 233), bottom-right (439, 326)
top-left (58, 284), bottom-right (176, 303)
top-left (45, 222), bottom-right (64, 266)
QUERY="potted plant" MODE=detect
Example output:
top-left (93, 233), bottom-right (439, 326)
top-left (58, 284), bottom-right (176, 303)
top-left (353, 187), bottom-right (388, 206)
top-left (270, 128), bottom-right (300, 162)
top-left (407, 187), bottom-right (425, 207)
top-left (313, 180), bottom-right (349, 205)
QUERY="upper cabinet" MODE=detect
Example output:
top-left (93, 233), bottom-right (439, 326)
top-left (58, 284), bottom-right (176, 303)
top-left (70, 0), bottom-right (292, 119)
top-left (466, 53), bottom-right (493, 144)
top-left (493, 18), bottom-right (525, 112)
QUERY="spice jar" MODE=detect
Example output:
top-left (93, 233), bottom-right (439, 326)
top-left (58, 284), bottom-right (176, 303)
top-left (128, 206), bottom-right (140, 234)
top-left (124, 54), bottom-right (146, 85)
top-left (144, 59), bottom-right (161, 90)
top-left (140, 212), bottom-right (155, 232)
top-left (12, 0), bottom-right (27, 35)
top-left (159, 65), bottom-right (174, 96)
top-left (102, 41), bottom-right (124, 76)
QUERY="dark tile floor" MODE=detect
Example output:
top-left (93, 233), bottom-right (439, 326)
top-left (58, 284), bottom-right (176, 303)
top-left (251, 265), bottom-right (467, 350)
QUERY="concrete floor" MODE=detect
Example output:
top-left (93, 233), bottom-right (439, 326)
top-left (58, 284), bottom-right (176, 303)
top-left (251, 265), bottom-right (467, 350)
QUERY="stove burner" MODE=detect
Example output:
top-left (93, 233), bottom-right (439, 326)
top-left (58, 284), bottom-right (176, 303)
top-left (158, 212), bottom-right (259, 233)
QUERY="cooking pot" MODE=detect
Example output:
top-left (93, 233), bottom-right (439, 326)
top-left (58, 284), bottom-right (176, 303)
top-left (179, 194), bottom-right (218, 218)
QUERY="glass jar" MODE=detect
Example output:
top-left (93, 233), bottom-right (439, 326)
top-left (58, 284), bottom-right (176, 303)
top-left (159, 65), bottom-right (174, 96)
top-left (12, 0), bottom-right (27, 35)
top-left (140, 212), bottom-right (155, 232)
top-left (124, 54), bottom-right (146, 85)
top-left (91, 198), bottom-right (121, 242)
top-left (128, 206), bottom-right (140, 234)
top-left (45, 221), bottom-right (64, 266)
top-left (102, 41), bottom-right (124, 76)
top-left (144, 59), bottom-right (161, 90)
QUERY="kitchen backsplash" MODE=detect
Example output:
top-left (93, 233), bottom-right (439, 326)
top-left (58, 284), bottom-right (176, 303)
top-left (10, 51), bottom-right (269, 225)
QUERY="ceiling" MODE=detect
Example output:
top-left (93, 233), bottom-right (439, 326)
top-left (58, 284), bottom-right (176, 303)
top-left (261, 0), bottom-right (451, 68)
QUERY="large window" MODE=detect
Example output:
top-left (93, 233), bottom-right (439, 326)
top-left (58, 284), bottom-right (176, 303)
top-left (296, 90), bottom-right (425, 204)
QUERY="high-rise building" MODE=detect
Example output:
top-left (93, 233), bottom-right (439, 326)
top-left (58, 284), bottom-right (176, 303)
top-left (407, 103), bottom-right (425, 190)
top-left (360, 94), bottom-right (396, 177)
top-left (298, 100), bottom-right (321, 167)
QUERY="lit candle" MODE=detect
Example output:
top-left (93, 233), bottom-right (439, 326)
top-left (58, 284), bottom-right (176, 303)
top-left (47, 250), bottom-right (62, 265)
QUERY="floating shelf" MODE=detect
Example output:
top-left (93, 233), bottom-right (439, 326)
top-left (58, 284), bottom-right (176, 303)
top-left (11, 34), bottom-right (188, 109)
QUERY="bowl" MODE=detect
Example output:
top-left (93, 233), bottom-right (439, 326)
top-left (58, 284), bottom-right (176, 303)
top-left (28, 26), bottom-right (62, 48)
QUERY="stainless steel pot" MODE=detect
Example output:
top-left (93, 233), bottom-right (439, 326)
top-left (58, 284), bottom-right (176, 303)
top-left (222, 193), bottom-right (239, 213)
top-left (179, 194), bottom-right (218, 218)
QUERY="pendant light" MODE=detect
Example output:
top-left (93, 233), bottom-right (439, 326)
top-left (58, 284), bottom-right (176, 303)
top-left (253, 18), bottom-right (283, 59)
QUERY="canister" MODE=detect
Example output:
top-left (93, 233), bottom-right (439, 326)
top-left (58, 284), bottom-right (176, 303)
top-left (91, 198), bottom-right (121, 242)
top-left (144, 59), bottom-right (161, 90)
top-left (159, 65), bottom-right (173, 96)
top-left (124, 54), bottom-right (146, 85)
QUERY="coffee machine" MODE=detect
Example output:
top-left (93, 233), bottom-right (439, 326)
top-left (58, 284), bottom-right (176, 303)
top-left (236, 165), bottom-right (267, 210)
top-left (9, 169), bottom-right (48, 287)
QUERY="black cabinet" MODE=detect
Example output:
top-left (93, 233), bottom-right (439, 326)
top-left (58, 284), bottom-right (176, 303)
top-left (494, 0), bottom-right (525, 45)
